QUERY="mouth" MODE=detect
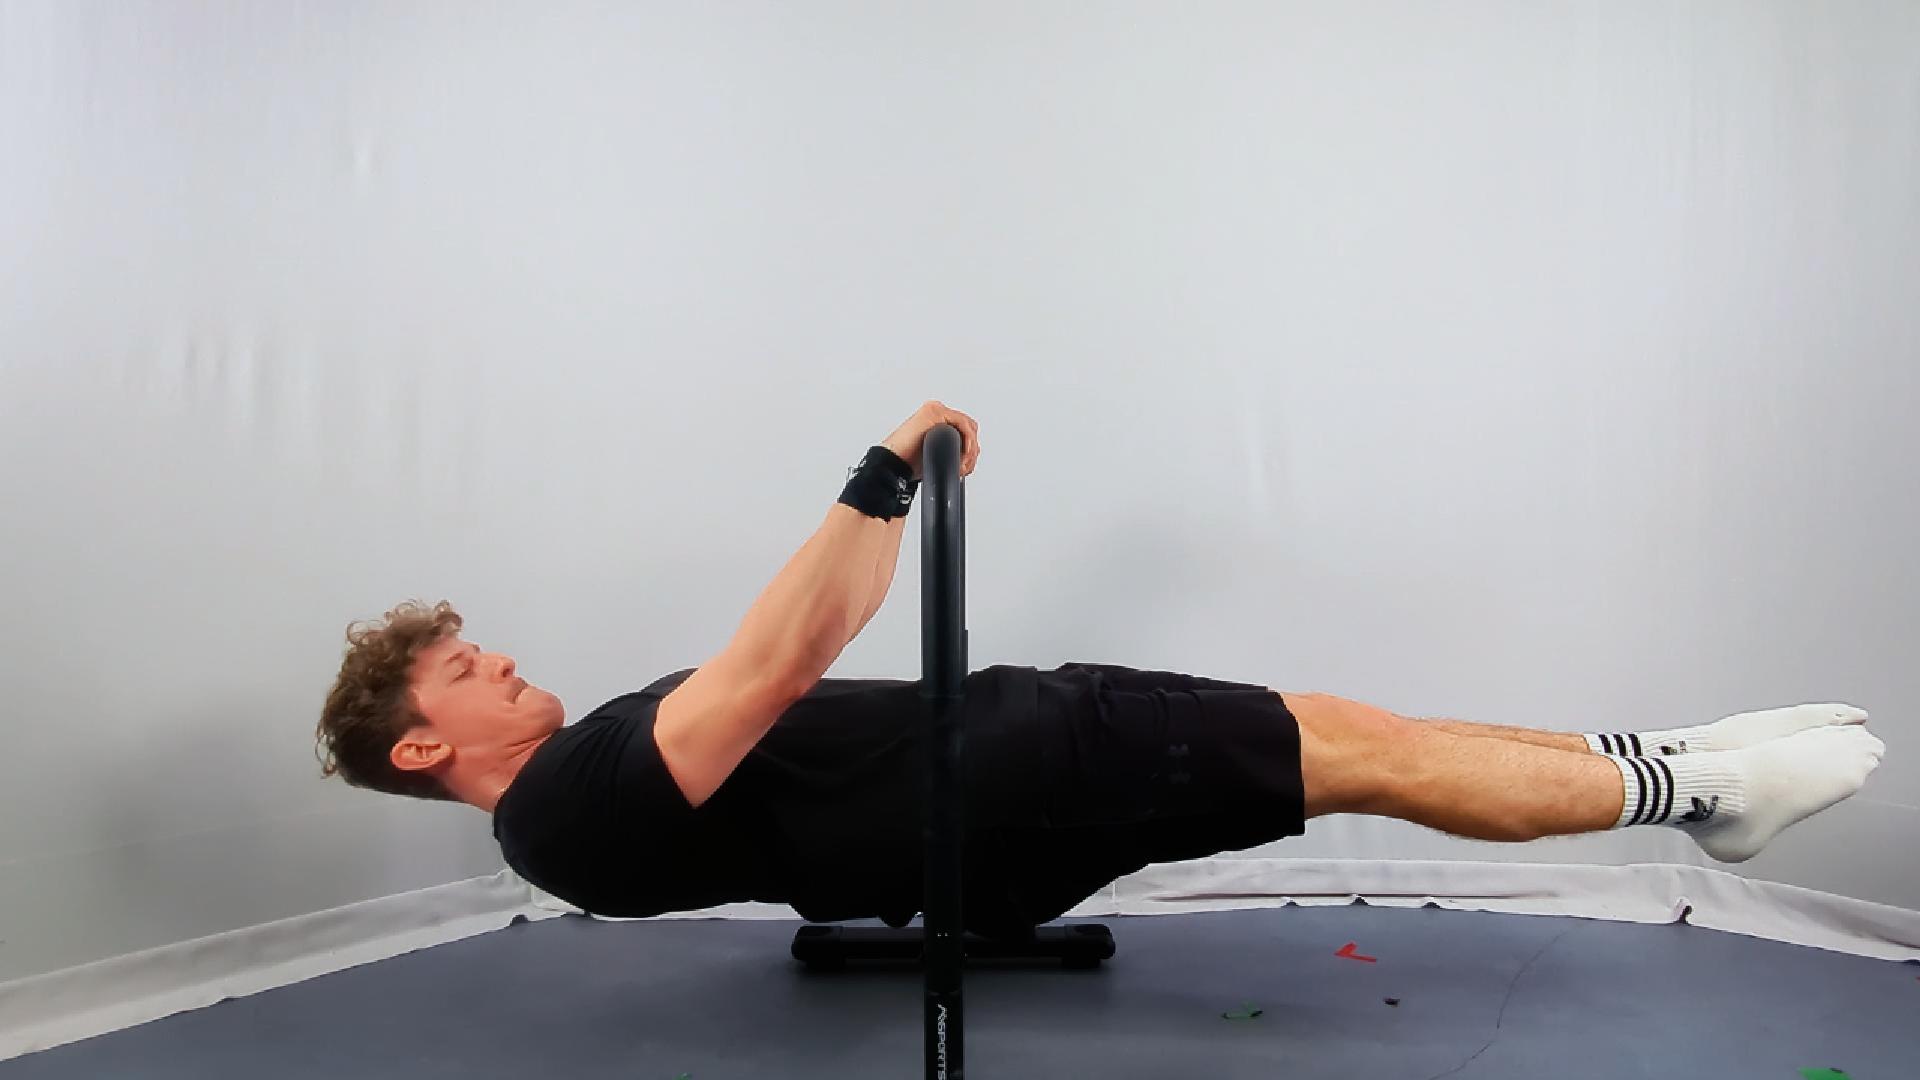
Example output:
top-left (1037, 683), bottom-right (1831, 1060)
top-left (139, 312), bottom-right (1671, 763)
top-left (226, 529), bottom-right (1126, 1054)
top-left (513, 679), bottom-right (528, 702)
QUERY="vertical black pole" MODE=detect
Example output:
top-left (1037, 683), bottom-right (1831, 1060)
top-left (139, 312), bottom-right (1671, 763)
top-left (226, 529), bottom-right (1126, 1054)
top-left (920, 423), bottom-right (965, 1080)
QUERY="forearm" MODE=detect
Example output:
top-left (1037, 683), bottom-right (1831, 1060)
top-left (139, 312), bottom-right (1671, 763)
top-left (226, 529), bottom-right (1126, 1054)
top-left (731, 501), bottom-right (899, 692)
top-left (854, 513), bottom-right (909, 633)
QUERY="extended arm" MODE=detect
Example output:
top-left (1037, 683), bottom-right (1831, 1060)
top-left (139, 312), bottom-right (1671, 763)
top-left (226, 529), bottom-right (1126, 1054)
top-left (654, 404), bottom-right (980, 807)
top-left (654, 502), bottom-right (912, 806)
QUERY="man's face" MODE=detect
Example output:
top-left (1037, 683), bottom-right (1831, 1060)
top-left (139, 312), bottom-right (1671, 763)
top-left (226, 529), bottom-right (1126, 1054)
top-left (402, 635), bottom-right (566, 761)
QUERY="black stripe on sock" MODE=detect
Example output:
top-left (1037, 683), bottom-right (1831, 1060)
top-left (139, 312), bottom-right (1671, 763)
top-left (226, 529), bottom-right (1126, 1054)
top-left (1625, 757), bottom-right (1650, 827)
top-left (1651, 757), bottom-right (1677, 825)
top-left (1648, 756), bottom-right (1669, 826)
top-left (1602, 733), bottom-right (1619, 755)
top-left (1627, 733), bottom-right (1643, 756)
top-left (1638, 757), bottom-right (1662, 825)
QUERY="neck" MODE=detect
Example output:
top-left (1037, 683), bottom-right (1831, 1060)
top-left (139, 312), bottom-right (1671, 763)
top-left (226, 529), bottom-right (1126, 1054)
top-left (453, 733), bottom-right (556, 814)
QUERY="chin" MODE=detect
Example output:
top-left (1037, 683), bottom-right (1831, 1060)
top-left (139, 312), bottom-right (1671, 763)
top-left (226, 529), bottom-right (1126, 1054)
top-left (531, 690), bottom-right (565, 729)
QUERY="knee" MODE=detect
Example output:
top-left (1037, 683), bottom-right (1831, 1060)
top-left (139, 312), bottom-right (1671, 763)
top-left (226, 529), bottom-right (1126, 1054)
top-left (1286, 692), bottom-right (1423, 753)
top-left (1285, 692), bottom-right (1429, 816)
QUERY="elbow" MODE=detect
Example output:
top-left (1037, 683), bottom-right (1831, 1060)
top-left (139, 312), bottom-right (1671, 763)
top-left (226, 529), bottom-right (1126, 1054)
top-left (769, 608), bottom-right (860, 699)
top-left (769, 640), bottom-right (835, 699)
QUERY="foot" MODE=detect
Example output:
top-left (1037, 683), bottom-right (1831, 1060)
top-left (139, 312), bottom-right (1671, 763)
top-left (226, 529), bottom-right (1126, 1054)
top-left (1683, 725), bottom-right (1885, 863)
top-left (1656, 703), bottom-right (1869, 755)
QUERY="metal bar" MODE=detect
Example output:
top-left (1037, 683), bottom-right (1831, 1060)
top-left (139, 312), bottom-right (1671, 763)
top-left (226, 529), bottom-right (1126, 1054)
top-left (920, 423), bottom-right (966, 1080)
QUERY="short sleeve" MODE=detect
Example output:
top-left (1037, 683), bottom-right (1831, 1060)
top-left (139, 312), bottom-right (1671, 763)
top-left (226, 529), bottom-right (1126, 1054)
top-left (571, 716), bottom-right (745, 916)
top-left (611, 719), bottom-right (705, 827)
top-left (497, 708), bottom-right (736, 919)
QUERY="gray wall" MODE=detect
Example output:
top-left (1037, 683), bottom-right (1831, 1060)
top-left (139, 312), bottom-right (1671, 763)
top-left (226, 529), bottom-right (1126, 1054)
top-left (3, 0), bottom-right (1915, 982)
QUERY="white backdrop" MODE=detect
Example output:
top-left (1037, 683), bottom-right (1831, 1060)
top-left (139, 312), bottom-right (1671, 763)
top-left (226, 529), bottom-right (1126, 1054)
top-left (3, 0), bottom-right (1916, 985)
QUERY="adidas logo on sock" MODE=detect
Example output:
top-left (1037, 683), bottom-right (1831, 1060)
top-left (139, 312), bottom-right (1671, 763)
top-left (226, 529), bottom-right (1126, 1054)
top-left (1678, 795), bottom-right (1719, 823)
top-left (1658, 740), bottom-right (1688, 755)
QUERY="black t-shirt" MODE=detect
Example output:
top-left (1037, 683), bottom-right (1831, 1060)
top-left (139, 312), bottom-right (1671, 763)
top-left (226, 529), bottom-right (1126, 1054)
top-left (491, 664), bottom-right (1048, 928)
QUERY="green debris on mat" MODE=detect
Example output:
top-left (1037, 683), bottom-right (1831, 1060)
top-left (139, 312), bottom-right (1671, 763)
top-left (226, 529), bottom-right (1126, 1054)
top-left (1800, 1070), bottom-right (1850, 1080)
top-left (1221, 1003), bottom-right (1264, 1021)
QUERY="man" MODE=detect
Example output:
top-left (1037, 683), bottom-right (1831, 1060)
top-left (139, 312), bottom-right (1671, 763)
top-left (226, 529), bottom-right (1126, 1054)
top-left (314, 401), bottom-right (1884, 937)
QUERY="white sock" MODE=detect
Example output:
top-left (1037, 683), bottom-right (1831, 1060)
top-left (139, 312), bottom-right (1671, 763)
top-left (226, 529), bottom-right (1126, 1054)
top-left (1583, 703), bottom-right (1868, 756)
top-left (1603, 725), bottom-right (1885, 862)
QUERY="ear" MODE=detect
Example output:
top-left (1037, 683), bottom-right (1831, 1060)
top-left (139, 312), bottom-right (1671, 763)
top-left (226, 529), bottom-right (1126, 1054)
top-left (390, 730), bottom-right (453, 774)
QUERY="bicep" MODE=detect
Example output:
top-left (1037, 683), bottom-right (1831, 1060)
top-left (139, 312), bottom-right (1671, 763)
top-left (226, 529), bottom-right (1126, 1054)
top-left (652, 645), bottom-right (803, 808)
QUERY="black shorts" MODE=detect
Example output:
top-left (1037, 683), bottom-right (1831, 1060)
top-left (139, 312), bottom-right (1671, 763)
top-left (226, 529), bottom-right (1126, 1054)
top-left (963, 662), bottom-right (1306, 935)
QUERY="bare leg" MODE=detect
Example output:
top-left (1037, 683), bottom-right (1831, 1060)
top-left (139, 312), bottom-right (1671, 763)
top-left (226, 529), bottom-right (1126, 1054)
top-left (1387, 701), bottom-right (1869, 756)
top-left (1276, 689), bottom-right (1884, 860)
top-left (1416, 717), bottom-right (1590, 753)
top-left (1283, 691), bottom-right (1622, 841)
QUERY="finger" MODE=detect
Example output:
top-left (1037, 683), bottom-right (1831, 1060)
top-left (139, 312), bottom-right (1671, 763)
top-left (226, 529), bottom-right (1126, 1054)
top-left (945, 413), bottom-right (973, 469)
top-left (938, 408), bottom-right (978, 470)
top-left (940, 411), bottom-right (970, 447)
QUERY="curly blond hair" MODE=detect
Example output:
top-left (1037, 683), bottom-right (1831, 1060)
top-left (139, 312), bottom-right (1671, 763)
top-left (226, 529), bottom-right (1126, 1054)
top-left (315, 599), bottom-right (466, 802)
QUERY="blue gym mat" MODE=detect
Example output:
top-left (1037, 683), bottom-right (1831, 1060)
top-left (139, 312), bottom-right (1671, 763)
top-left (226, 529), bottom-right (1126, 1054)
top-left (4, 904), bottom-right (1913, 1078)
